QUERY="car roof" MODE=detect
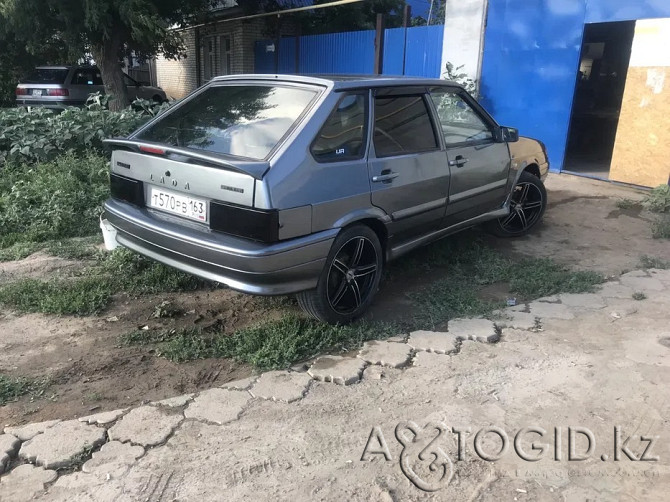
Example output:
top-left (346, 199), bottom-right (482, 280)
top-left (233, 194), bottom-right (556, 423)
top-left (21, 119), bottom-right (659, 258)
top-left (210, 74), bottom-right (463, 90)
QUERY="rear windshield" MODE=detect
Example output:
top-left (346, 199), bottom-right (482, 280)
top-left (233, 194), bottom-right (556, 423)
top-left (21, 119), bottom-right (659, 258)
top-left (135, 85), bottom-right (319, 160)
top-left (21, 68), bottom-right (70, 84)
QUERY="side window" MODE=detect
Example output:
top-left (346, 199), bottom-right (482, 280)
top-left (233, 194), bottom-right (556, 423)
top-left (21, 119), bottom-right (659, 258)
top-left (430, 89), bottom-right (493, 145)
top-left (373, 95), bottom-right (438, 157)
top-left (311, 93), bottom-right (367, 162)
top-left (72, 69), bottom-right (103, 86)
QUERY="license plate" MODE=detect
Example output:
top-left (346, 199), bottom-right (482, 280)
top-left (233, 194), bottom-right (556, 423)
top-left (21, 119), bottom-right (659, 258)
top-left (148, 187), bottom-right (207, 222)
top-left (31, 89), bottom-right (43, 96)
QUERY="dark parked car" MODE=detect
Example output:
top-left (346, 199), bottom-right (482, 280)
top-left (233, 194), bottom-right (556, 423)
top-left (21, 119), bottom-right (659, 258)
top-left (15, 65), bottom-right (167, 108)
top-left (102, 75), bottom-right (549, 324)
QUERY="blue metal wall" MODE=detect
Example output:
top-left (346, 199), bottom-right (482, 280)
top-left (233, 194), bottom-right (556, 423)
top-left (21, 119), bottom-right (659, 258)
top-left (480, 0), bottom-right (670, 173)
top-left (255, 25), bottom-right (443, 78)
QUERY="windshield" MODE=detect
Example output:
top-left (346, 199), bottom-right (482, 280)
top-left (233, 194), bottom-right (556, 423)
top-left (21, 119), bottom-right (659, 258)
top-left (21, 68), bottom-right (70, 84)
top-left (135, 85), bottom-right (319, 160)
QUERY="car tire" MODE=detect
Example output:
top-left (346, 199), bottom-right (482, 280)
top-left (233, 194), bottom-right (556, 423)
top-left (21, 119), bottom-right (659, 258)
top-left (297, 225), bottom-right (383, 324)
top-left (487, 170), bottom-right (547, 237)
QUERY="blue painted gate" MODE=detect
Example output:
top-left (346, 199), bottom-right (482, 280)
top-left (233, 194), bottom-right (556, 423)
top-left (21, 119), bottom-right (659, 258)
top-left (254, 25), bottom-right (444, 78)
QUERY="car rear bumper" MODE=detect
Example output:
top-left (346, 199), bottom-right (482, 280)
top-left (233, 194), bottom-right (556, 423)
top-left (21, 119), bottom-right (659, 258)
top-left (15, 99), bottom-right (87, 108)
top-left (103, 198), bottom-right (335, 295)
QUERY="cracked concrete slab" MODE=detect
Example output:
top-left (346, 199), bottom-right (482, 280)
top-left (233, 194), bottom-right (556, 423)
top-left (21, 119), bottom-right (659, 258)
top-left (184, 388), bottom-right (250, 424)
top-left (82, 441), bottom-right (144, 479)
top-left (527, 300), bottom-right (575, 319)
top-left (493, 310), bottom-right (537, 330)
top-left (447, 318), bottom-right (499, 342)
top-left (598, 281), bottom-right (635, 298)
top-left (4, 419), bottom-right (60, 441)
top-left (78, 408), bottom-right (127, 425)
top-left (18, 419), bottom-right (106, 470)
top-left (221, 376), bottom-right (258, 391)
top-left (249, 371), bottom-right (312, 403)
top-left (151, 394), bottom-right (194, 407)
top-left (108, 406), bottom-right (182, 447)
top-left (0, 433), bottom-right (20, 474)
top-left (619, 274), bottom-right (665, 292)
top-left (357, 340), bottom-right (412, 368)
top-left (308, 355), bottom-right (366, 385)
top-left (559, 293), bottom-right (606, 309)
top-left (0, 464), bottom-right (57, 501)
top-left (407, 330), bottom-right (460, 354)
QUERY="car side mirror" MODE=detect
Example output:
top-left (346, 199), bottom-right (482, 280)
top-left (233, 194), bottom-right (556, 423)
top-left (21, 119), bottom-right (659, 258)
top-left (500, 126), bottom-right (519, 143)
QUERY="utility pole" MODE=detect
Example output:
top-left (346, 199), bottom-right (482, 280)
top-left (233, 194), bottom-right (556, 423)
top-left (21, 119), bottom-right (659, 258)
top-left (373, 13), bottom-right (385, 75)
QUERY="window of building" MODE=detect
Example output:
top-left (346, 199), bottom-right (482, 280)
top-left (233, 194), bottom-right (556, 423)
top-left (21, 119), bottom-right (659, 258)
top-left (430, 89), bottom-right (493, 145)
top-left (311, 93), bottom-right (367, 162)
top-left (203, 35), bottom-right (232, 81)
top-left (373, 95), bottom-right (438, 157)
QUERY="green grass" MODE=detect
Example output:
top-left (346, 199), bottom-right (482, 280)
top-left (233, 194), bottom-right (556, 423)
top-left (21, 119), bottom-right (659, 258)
top-left (616, 198), bottom-right (640, 210)
top-left (0, 277), bottom-right (113, 315)
top-left (122, 316), bottom-right (400, 371)
top-left (0, 235), bottom-right (104, 262)
top-left (0, 374), bottom-right (50, 405)
top-left (651, 215), bottom-right (670, 239)
top-left (406, 237), bottom-right (604, 329)
top-left (0, 248), bottom-right (208, 316)
top-left (640, 255), bottom-right (670, 270)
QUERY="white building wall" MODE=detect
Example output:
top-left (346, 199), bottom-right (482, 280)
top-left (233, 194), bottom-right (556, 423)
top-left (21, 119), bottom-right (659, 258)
top-left (441, 0), bottom-right (488, 85)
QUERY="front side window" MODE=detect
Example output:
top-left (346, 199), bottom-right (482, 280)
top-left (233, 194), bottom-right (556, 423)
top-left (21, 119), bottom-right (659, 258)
top-left (373, 95), bottom-right (438, 157)
top-left (311, 93), bottom-right (367, 162)
top-left (135, 85), bottom-right (319, 160)
top-left (430, 89), bottom-right (493, 145)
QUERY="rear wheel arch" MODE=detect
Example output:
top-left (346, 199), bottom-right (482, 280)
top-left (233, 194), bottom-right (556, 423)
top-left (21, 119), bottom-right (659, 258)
top-left (523, 163), bottom-right (541, 179)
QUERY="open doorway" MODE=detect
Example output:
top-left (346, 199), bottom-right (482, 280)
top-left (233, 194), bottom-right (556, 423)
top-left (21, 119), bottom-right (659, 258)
top-left (563, 21), bottom-right (635, 179)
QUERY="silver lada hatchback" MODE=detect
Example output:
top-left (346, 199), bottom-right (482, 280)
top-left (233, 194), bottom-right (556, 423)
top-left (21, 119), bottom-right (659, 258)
top-left (103, 75), bottom-right (549, 324)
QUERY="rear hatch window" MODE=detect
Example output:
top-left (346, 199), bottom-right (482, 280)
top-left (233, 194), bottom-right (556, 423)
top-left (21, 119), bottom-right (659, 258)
top-left (20, 68), bottom-right (70, 84)
top-left (134, 84), bottom-right (318, 160)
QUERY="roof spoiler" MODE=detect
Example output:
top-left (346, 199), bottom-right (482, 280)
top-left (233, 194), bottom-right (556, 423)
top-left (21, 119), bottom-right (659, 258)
top-left (103, 138), bottom-right (270, 180)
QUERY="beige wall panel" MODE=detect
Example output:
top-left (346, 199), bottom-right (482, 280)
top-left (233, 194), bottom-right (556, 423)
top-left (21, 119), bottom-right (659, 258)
top-left (610, 66), bottom-right (670, 187)
top-left (610, 19), bottom-right (670, 187)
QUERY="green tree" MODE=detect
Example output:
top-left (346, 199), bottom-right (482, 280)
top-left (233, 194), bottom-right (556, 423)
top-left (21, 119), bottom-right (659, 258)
top-left (238, 0), bottom-right (407, 35)
top-left (1, 0), bottom-right (213, 111)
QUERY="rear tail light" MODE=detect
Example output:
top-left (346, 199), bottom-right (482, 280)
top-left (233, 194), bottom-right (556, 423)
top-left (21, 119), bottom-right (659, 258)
top-left (15, 88), bottom-right (27, 95)
top-left (210, 202), bottom-right (280, 243)
top-left (47, 89), bottom-right (69, 96)
top-left (110, 173), bottom-right (145, 206)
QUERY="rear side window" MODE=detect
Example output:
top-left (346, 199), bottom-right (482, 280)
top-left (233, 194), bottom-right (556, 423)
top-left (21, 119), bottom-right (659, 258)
top-left (373, 95), bottom-right (438, 157)
top-left (311, 93), bottom-right (367, 162)
top-left (136, 85), bottom-right (318, 160)
top-left (71, 68), bottom-right (103, 85)
top-left (20, 68), bottom-right (69, 84)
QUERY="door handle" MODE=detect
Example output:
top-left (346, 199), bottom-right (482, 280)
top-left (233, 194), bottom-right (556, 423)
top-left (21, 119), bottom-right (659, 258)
top-left (372, 171), bottom-right (399, 183)
top-left (449, 156), bottom-right (469, 167)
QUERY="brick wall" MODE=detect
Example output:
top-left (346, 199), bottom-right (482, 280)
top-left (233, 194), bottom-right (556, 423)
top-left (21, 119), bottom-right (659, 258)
top-left (155, 28), bottom-right (198, 100)
top-left (155, 17), bottom-right (298, 98)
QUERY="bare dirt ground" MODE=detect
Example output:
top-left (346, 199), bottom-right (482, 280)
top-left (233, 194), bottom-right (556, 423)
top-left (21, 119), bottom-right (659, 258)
top-left (1, 173), bottom-right (668, 428)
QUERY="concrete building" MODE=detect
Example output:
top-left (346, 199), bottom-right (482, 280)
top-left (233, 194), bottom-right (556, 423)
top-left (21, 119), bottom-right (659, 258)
top-left (443, 0), bottom-right (670, 187)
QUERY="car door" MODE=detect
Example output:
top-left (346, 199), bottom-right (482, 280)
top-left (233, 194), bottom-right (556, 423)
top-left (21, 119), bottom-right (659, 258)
top-left (124, 74), bottom-right (141, 100)
top-left (69, 67), bottom-right (104, 104)
top-left (429, 87), bottom-right (511, 225)
top-left (368, 88), bottom-right (450, 242)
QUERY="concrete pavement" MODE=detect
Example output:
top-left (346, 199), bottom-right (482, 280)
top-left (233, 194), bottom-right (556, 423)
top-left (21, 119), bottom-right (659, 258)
top-left (1, 269), bottom-right (670, 501)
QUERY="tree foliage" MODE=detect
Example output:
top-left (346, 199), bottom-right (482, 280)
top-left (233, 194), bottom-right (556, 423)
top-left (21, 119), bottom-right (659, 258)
top-left (0, 0), bottom-right (213, 110)
top-left (238, 0), bottom-right (408, 34)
